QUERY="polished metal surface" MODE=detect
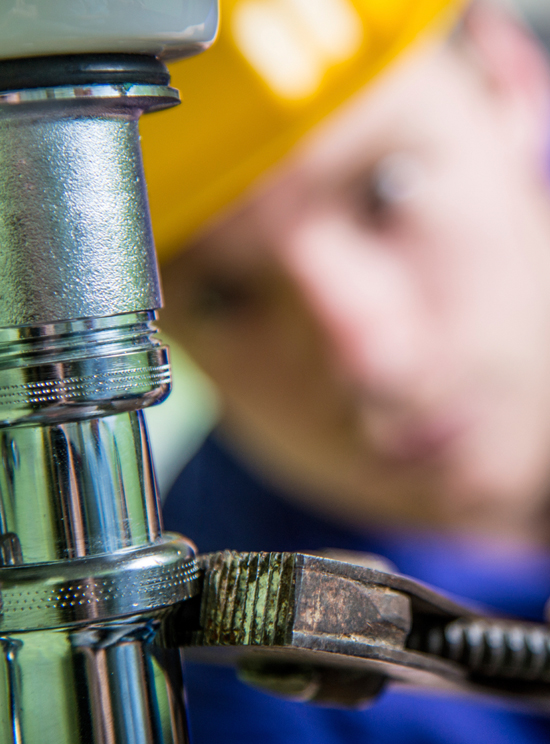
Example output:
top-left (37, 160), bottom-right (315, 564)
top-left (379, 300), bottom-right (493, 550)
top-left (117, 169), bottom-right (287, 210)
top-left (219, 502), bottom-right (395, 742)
top-left (0, 83), bottom-right (179, 107)
top-left (0, 623), bottom-right (189, 744)
top-left (0, 314), bottom-right (170, 426)
top-left (0, 407), bottom-right (197, 741)
top-left (0, 535), bottom-right (200, 632)
top-left (0, 411), bottom-right (161, 563)
top-left (0, 86), bottom-right (175, 327)
top-left (0, 64), bottom-right (196, 742)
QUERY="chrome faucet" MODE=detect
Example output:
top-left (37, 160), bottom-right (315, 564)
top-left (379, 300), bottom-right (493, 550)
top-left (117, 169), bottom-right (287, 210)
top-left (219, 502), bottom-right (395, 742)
top-left (0, 5), bottom-right (217, 741)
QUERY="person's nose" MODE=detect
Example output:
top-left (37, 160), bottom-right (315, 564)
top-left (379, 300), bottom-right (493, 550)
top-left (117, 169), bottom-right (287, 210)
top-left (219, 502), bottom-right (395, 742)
top-left (279, 215), bottom-right (437, 403)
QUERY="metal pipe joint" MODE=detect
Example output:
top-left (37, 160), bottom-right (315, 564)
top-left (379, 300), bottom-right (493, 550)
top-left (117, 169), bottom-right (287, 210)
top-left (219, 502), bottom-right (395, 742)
top-left (0, 55), bottom-right (198, 744)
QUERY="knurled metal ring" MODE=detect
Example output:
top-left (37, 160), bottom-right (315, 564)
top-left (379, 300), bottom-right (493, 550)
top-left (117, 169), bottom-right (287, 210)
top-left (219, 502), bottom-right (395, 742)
top-left (0, 362), bottom-right (170, 405)
top-left (0, 348), bottom-right (171, 426)
top-left (0, 533), bottom-right (199, 632)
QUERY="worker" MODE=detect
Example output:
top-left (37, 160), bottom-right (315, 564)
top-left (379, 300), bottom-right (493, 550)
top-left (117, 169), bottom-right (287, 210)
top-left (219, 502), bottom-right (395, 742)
top-left (141, 0), bottom-right (550, 741)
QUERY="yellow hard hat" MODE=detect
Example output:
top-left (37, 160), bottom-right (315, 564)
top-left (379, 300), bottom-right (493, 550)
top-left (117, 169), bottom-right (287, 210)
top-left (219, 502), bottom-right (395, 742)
top-left (141, 0), bottom-right (463, 261)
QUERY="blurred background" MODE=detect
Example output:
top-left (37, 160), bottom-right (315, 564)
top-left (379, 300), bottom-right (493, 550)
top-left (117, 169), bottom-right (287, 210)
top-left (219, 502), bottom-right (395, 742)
top-left (145, 338), bottom-right (219, 499)
top-left (145, 0), bottom-right (550, 501)
top-left (143, 3), bottom-right (550, 741)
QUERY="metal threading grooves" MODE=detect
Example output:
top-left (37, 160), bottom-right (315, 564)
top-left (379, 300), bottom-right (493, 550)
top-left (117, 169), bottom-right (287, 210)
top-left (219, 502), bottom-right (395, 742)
top-left (195, 551), bottom-right (297, 647)
top-left (0, 312), bottom-right (163, 369)
top-left (408, 618), bottom-right (550, 682)
top-left (0, 312), bottom-right (171, 424)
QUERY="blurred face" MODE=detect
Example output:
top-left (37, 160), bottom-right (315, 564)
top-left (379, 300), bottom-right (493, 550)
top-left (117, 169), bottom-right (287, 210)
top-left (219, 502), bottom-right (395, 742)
top-left (163, 25), bottom-right (550, 542)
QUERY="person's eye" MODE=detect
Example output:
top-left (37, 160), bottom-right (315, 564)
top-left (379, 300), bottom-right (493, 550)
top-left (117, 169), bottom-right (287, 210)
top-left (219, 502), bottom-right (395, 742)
top-left (355, 152), bottom-right (424, 229)
top-left (187, 275), bottom-right (261, 320)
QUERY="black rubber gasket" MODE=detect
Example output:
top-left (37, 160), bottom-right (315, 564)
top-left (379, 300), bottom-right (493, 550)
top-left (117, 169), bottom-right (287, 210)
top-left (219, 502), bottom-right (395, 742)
top-left (0, 53), bottom-right (169, 91)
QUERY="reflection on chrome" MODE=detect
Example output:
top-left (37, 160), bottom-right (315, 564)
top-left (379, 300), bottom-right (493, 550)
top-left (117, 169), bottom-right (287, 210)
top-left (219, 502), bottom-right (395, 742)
top-left (0, 54), bottom-right (206, 744)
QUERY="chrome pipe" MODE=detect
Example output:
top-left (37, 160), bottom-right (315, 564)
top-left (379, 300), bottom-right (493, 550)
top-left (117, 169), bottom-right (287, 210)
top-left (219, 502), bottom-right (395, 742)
top-left (0, 411), bottom-right (161, 563)
top-left (0, 62), bottom-right (199, 743)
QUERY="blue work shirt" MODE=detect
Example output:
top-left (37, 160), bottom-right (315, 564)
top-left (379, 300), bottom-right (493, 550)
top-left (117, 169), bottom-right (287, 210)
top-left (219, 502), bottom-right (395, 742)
top-left (164, 435), bottom-right (550, 744)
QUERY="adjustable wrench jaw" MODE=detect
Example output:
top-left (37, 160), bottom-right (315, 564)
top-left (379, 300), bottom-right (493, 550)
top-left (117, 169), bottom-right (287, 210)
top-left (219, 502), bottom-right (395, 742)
top-left (160, 550), bottom-right (550, 710)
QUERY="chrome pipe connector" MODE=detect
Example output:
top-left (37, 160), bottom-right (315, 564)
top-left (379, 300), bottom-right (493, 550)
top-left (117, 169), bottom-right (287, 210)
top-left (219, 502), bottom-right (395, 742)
top-left (0, 82), bottom-right (176, 327)
top-left (0, 314), bottom-right (170, 426)
top-left (0, 57), bottom-right (197, 744)
top-left (0, 80), bottom-right (176, 427)
top-left (0, 534), bottom-right (199, 632)
top-left (0, 411), bottom-right (162, 563)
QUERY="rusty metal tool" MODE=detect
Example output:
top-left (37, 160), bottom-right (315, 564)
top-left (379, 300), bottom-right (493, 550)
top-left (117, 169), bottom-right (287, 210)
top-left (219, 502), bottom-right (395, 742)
top-left (159, 550), bottom-right (550, 709)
